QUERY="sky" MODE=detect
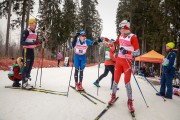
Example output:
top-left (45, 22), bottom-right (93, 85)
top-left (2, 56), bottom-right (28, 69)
top-left (97, 0), bottom-right (119, 39)
top-left (0, 0), bottom-right (119, 43)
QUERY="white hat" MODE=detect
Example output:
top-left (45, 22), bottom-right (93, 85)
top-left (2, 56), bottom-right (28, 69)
top-left (119, 20), bottom-right (130, 30)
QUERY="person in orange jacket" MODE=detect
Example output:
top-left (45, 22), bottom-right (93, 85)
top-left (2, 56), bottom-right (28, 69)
top-left (93, 42), bottom-right (116, 89)
top-left (8, 57), bottom-right (23, 87)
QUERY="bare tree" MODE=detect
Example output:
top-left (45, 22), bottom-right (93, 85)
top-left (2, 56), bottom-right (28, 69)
top-left (5, 0), bottom-right (12, 57)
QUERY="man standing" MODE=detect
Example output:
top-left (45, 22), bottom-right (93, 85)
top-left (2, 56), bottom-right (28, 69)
top-left (21, 18), bottom-right (41, 89)
top-left (103, 20), bottom-right (140, 113)
top-left (156, 42), bottom-right (177, 99)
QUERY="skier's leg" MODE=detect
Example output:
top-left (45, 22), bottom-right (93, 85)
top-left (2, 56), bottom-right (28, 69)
top-left (165, 74), bottom-right (174, 99)
top-left (108, 65), bottom-right (115, 89)
top-left (26, 49), bottom-right (34, 79)
top-left (78, 57), bottom-right (86, 90)
top-left (93, 66), bottom-right (109, 87)
top-left (58, 60), bottom-right (60, 67)
top-left (109, 59), bottom-right (123, 104)
top-left (124, 59), bottom-right (134, 112)
top-left (97, 66), bottom-right (109, 82)
top-left (158, 74), bottom-right (166, 96)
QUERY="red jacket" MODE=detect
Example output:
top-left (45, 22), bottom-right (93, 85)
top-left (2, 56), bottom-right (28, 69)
top-left (104, 45), bottom-right (115, 66)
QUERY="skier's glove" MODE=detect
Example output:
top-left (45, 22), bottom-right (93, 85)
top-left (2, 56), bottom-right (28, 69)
top-left (120, 47), bottom-right (127, 55)
top-left (76, 32), bottom-right (80, 37)
top-left (98, 37), bottom-right (105, 43)
top-left (33, 40), bottom-right (42, 46)
top-left (109, 39), bottom-right (115, 43)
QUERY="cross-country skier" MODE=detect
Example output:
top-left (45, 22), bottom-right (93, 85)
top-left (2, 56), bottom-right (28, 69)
top-left (156, 42), bottom-right (177, 99)
top-left (8, 57), bottom-right (23, 87)
top-left (20, 18), bottom-right (41, 89)
top-left (93, 42), bottom-right (116, 89)
top-left (72, 30), bottom-right (102, 91)
top-left (100, 20), bottom-right (140, 113)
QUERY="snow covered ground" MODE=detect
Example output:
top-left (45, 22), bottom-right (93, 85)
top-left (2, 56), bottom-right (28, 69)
top-left (0, 65), bottom-right (180, 120)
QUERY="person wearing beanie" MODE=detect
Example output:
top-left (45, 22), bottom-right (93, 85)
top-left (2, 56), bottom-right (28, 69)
top-left (156, 42), bottom-right (177, 99)
top-left (8, 57), bottom-right (23, 87)
top-left (93, 42), bottom-right (116, 89)
top-left (71, 29), bottom-right (102, 91)
top-left (20, 18), bottom-right (41, 89)
top-left (99, 19), bottom-right (140, 113)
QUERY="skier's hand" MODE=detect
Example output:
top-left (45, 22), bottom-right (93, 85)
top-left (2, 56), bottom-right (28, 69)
top-left (33, 40), bottom-right (42, 46)
top-left (76, 32), bottom-right (80, 36)
top-left (120, 47), bottom-right (127, 55)
top-left (109, 39), bottom-right (115, 43)
top-left (98, 37), bottom-right (104, 43)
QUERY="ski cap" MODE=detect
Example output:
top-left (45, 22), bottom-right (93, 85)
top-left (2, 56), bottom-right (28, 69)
top-left (166, 42), bottom-right (175, 49)
top-left (79, 30), bottom-right (86, 36)
top-left (29, 18), bottom-right (37, 25)
top-left (119, 20), bottom-right (130, 30)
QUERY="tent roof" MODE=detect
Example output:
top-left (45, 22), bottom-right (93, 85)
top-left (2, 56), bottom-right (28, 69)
top-left (135, 50), bottom-right (164, 63)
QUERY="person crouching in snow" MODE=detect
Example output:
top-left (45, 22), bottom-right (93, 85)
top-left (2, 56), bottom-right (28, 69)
top-left (8, 57), bottom-right (23, 87)
top-left (71, 30), bottom-right (102, 91)
top-left (93, 42), bottom-right (116, 89)
top-left (156, 42), bottom-right (177, 99)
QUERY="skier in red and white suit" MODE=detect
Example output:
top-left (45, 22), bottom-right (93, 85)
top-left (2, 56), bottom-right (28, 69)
top-left (103, 20), bottom-right (140, 112)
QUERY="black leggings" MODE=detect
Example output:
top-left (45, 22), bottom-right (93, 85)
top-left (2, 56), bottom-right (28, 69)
top-left (96, 65), bottom-right (114, 88)
top-left (74, 69), bottom-right (83, 83)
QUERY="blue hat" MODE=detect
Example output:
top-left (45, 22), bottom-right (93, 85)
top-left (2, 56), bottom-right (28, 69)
top-left (79, 30), bottom-right (86, 36)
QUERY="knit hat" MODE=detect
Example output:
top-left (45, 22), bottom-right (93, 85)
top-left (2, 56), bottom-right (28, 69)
top-left (166, 42), bottom-right (175, 49)
top-left (119, 20), bottom-right (130, 30)
top-left (79, 30), bottom-right (86, 36)
top-left (28, 18), bottom-right (37, 25)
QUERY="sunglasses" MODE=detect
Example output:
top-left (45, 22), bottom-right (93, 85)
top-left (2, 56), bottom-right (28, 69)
top-left (81, 35), bottom-right (86, 37)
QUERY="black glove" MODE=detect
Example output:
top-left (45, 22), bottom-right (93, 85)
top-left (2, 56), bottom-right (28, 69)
top-left (120, 47), bottom-right (127, 55)
top-left (98, 37), bottom-right (104, 43)
top-left (76, 32), bottom-right (80, 37)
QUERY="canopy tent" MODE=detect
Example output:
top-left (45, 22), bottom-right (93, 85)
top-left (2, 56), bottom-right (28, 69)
top-left (135, 50), bottom-right (164, 63)
top-left (135, 50), bottom-right (165, 76)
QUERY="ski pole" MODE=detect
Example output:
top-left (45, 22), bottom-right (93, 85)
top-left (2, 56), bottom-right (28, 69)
top-left (22, 48), bottom-right (27, 88)
top-left (124, 55), bottom-right (149, 108)
top-left (35, 49), bottom-right (41, 87)
top-left (97, 45), bottom-right (101, 96)
top-left (67, 47), bottom-right (74, 97)
top-left (132, 63), bottom-right (166, 101)
top-left (39, 40), bottom-right (45, 87)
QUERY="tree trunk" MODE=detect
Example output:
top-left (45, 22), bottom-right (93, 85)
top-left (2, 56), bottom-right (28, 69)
top-left (26, 0), bottom-right (31, 28)
top-left (5, 0), bottom-right (12, 57)
top-left (19, 0), bottom-right (27, 53)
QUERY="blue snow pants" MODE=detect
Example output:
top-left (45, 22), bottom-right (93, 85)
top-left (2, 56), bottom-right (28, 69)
top-left (74, 54), bottom-right (86, 70)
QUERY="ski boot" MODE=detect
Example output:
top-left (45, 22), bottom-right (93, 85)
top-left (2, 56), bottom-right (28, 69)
top-left (93, 81), bottom-right (100, 87)
top-left (127, 99), bottom-right (135, 113)
top-left (12, 82), bottom-right (20, 87)
top-left (22, 80), bottom-right (33, 90)
top-left (75, 83), bottom-right (80, 90)
top-left (78, 82), bottom-right (84, 91)
top-left (108, 93), bottom-right (116, 105)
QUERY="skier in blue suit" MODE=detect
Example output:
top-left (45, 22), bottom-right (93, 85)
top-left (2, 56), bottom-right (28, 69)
top-left (72, 30), bottom-right (102, 91)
